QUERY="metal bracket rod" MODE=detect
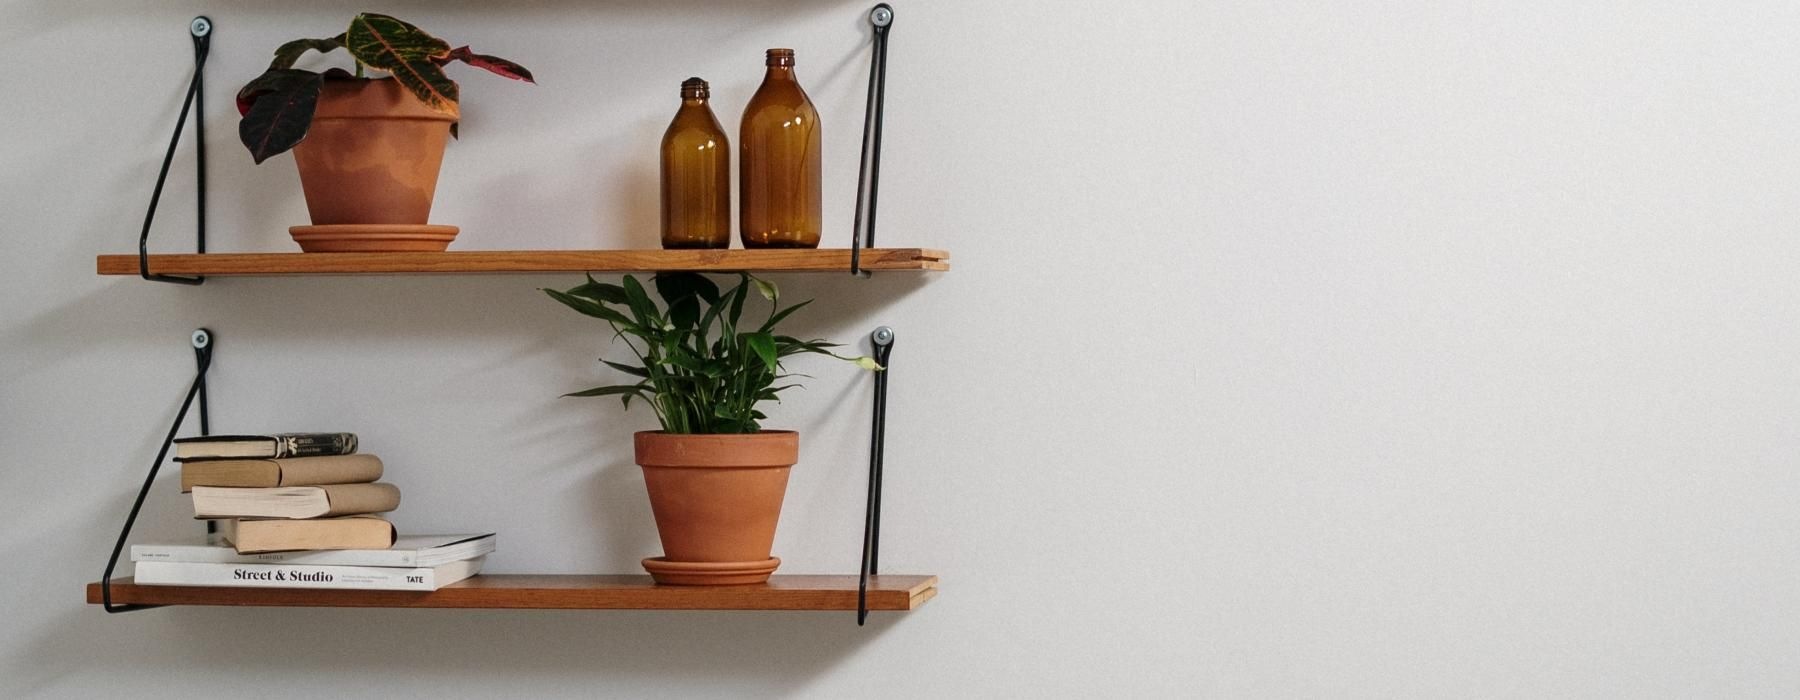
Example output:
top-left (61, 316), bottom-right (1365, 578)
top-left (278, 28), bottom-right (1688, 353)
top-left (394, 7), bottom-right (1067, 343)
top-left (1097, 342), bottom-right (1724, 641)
top-left (138, 16), bottom-right (212, 286)
top-left (101, 328), bottom-right (214, 613)
top-left (857, 325), bottom-right (895, 625)
top-left (849, 4), bottom-right (893, 278)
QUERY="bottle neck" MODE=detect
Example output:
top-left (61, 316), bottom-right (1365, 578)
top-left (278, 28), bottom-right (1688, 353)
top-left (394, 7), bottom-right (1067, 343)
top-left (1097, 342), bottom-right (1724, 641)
top-left (762, 65), bottom-right (796, 82)
top-left (680, 77), bottom-right (710, 102)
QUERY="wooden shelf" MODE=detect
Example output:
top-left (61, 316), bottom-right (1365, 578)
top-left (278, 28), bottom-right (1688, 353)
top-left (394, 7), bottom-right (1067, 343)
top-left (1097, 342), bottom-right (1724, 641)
top-left (98, 248), bottom-right (949, 277)
top-left (86, 574), bottom-right (937, 611)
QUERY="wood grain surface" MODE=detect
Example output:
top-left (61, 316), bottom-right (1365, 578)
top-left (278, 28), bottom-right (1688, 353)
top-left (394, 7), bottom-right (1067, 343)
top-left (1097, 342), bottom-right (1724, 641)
top-left (98, 249), bottom-right (950, 276)
top-left (86, 574), bottom-right (938, 611)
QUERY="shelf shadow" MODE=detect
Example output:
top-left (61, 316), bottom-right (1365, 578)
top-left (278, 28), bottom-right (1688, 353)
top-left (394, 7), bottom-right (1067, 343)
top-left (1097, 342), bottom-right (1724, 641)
top-left (15, 596), bottom-right (909, 697)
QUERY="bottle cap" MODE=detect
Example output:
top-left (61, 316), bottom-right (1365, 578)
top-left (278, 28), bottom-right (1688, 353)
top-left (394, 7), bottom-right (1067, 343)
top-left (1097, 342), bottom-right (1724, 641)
top-left (681, 77), bottom-right (709, 99)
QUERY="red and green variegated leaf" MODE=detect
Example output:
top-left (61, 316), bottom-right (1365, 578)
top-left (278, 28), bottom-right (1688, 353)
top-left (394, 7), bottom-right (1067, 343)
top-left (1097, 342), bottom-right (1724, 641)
top-left (269, 34), bottom-right (345, 70)
top-left (236, 68), bottom-right (317, 117)
top-left (438, 46), bottom-right (535, 83)
top-left (238, 71), bottom-right (323, 163)
top-left (345, 13), bottom-right (459, 116)
top-left (345, 14), bottom-right (449, 62)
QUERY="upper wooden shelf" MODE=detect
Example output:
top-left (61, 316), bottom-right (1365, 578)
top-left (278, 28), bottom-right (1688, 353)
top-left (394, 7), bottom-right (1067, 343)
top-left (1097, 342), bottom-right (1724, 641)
top-left (98, 248), bottom-right (949, 277)
top-left (86, 574), bottom-right (937, 611)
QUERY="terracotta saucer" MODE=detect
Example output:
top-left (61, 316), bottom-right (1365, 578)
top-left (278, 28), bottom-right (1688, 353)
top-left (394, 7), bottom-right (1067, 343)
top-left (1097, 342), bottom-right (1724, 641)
top-left (642, 556), bottom-right (781, 586)
top-left (289, 224), bottom-right (460, 252)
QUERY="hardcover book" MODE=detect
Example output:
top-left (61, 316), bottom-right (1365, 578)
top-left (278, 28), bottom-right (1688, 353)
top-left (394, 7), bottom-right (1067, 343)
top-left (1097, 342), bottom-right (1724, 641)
top-left (218, 515), bottom-right (397, 553)
top-left (174, 432), bottom-right (358, 461)
top-left (133, 534), bottom-right (495, 568)
top-left (133, 555), bottom-right (485, 591)
top-left (191, 483), bottom-right (401, 519)
top-left (180, 453), bottom-right (383, 492)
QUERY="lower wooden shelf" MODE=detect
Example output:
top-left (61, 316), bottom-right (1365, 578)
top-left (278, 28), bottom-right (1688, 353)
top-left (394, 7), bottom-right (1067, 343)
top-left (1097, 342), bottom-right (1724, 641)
top-left (86, 574), bottom-right (937, 611)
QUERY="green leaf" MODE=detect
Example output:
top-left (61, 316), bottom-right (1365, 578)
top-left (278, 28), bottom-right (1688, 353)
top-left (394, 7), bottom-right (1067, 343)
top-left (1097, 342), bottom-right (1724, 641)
top-left (654, 273), bottom-right (712, 332)
top-left (654, 272), bottom-right (720, 306)
top-left (344, 13), bottom-right (459, 117)
top-left (620, 275), bottom-right (661, 327)
top-left (563, 384), bottom-right (647, 398)
top-left (646, 373), bottom-right (707, 384)
top-left (747, 332), bottom-right (778, 373)
top-left (728, 276), bottom-right (750, 328)
top-left (774, 335), bottom-right (839, 357)
top-left (269, 35), bottom-right (345, 70)
top-left (543, 288), bottom-right (638, 329)
top-left (755, 385), bottom-right (803, 402)
top-left (760, 299), bottom-right (812, 333)
top-left (569, 279), bottom-right (629, 304)
top-left (238, 70), bottom-right (323, 164)
top-left (664, 351), bottom-right (708, 374)
top-left (438, 46), bottom-right (535, 83)
top-left (602, 360), bottom-right (650, 378)
top-left (666, 297), bottom-right (700, 331)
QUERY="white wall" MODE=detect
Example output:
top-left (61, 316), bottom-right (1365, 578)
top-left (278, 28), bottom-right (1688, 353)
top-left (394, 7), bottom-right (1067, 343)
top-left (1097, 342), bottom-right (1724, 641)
top-left (5, 0), bottom-right (1799, 696)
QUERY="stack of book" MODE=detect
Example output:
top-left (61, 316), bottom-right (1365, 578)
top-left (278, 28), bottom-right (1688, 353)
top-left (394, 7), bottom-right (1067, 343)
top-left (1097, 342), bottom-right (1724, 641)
top-left (131, 534), bottom-right (495, 592)
top-left (131, 432), bottom-right (491, 591)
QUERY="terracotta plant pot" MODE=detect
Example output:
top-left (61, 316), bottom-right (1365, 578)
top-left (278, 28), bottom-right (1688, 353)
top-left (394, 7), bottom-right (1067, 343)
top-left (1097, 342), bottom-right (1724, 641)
top-left (289, 78), bottom-right (458, 252)
top-left (634, 430), bottom-right (798, 585)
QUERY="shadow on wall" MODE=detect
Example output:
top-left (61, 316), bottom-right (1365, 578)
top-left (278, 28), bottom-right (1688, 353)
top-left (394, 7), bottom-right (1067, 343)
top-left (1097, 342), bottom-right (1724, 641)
top-left (14, 604), bottom-right (907, 696)
top-left (29, 269), bottom-right (935, 355)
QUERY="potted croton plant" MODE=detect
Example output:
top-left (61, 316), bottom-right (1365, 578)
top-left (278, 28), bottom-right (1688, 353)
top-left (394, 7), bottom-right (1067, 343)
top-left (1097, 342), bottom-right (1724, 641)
top-left (236, 13), bottom-right (532, 252)
top-left (545, 273), bottom-right (880, 585)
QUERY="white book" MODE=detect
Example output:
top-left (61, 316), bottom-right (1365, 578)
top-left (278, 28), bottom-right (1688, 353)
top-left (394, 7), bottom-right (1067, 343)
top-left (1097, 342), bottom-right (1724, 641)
top-left (133, 556), bottom-right (485, 591)
top-left (133, 533), bottom-right (495, 568)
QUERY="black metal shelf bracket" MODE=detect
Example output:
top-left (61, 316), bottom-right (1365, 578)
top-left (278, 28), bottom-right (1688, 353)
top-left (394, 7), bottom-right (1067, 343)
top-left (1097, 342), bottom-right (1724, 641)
top-left (857, 325), bottom-right (896, 624)
top-left (849, 4), bottom-right (893, 278)
top-left (100, 329), bottom-right (214, 613)
top-left (138, 16), bottom-right (212, 286)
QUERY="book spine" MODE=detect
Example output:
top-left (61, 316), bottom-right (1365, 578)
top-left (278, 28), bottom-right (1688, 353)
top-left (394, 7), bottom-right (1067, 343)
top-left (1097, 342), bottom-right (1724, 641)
top-left (131, 545), bottom-right (419, 567)
top-left (273, 433), bottom-right (358, 459)
top-left (134, 561), bottom-right (439, 591)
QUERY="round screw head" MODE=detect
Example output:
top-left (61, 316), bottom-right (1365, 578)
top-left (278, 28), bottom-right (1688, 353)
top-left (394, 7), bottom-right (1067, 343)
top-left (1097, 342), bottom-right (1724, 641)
top-left (872, 327), bottom-right (895, 345)
top-left (191, 329), bottom-right (211, 348)
top-left (190, 17), bottom-right (211, 37)
top-left (870, 6), bottom-right (893, 27)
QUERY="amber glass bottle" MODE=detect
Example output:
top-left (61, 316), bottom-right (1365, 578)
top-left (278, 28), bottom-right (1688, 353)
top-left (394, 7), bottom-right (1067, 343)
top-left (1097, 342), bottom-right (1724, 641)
top-left (661, 77), bottom-right (730, 249)
top-left (739, 49), bottom-right (822, 248)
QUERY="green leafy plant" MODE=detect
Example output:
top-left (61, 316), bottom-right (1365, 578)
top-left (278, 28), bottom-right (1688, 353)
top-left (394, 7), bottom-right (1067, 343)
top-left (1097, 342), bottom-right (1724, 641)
top-left (237, 12), bottom-right (534, 163)
top-left (544, 272), bottom-right (881, 434)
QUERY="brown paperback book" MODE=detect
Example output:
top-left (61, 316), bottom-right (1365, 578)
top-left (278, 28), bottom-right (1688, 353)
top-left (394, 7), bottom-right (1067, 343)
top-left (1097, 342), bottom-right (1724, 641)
top-left (180, 454), bottom-right (383, 492)
top-left (217, 515), bottom-right (397, 553)
top-left (191, 483), bottom-right (401, 519)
